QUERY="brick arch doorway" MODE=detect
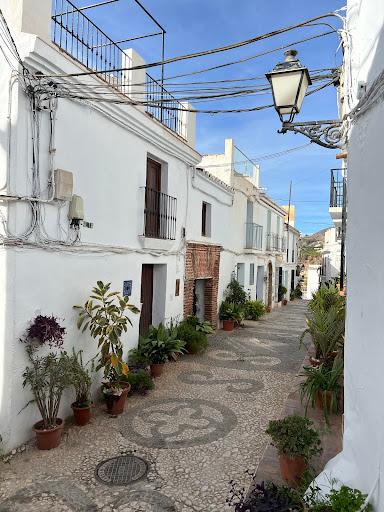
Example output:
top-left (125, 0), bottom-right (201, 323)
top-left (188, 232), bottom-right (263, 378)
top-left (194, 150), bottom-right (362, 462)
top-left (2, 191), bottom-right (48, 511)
top-left (267, 261), bottom-right (273, 307)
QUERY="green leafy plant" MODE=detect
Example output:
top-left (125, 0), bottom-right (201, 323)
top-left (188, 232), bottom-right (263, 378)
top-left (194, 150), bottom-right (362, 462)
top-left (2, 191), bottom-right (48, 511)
top-left (121, 364), bottom-right (154, 396)
top-left (265, 414), bottom-right (322, 460)
top-left (281, 286), bottom-right (288, 298)
top-left (299, 357), bottom-right (343, 427)
top-left (309, 485), bottom-right (373, 512)
top-left (186, 315), bottom-right (214, 334)
top-left (233, 303), bottom-right (245, 324)
top-left (225, 277), bottom-right (249, 305)
top-left (74, 281), bottom-right (140, 381)
top-left (245, 300), bottom-right (266, 320)
top-left (309, 283), bottom-right (345, 313)
top-left (299, 307), bottom-right (345, 364)
top-left (21, 345), bottom-right (74, 429)
top-left (294, 287), bottom-right (302, 298)
top-left (132, 323), bottom-right (186, 364)
top-left (219, 301), bottom-right (238, 321)
top-left (177, 322), bottom-right (208, 354)
top-left (290, 290), bottom-right (295, 299)
top-left (70, 349), bottom-right (93, 408)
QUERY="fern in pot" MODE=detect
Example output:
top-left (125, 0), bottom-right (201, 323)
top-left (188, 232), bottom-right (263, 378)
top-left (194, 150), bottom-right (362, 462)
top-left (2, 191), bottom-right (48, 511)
top-left (74, 281), bottom-right (140, 415)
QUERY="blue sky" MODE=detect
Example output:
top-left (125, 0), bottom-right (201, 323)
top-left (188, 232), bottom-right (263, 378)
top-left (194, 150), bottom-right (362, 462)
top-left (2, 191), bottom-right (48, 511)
top-left (77, 0), bottom-right (346, 234)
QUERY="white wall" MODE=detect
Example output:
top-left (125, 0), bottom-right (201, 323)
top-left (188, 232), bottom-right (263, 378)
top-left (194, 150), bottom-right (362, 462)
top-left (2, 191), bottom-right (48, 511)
top-left (315, 3), bottom-right (384, 508)
top-left (0, 8), bottom-right (201, 451)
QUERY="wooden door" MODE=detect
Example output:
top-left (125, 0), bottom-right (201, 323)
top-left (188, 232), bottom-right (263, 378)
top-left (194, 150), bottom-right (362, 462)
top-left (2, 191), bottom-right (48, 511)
top-left (139, 264), bottom-right (154, 336)
top-left (145, 158), bottom-right (161, 237)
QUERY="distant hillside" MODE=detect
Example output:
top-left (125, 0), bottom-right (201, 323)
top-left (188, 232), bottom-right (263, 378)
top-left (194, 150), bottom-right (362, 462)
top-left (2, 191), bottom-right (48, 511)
top-left (300, 229), bottom-right (326, 264)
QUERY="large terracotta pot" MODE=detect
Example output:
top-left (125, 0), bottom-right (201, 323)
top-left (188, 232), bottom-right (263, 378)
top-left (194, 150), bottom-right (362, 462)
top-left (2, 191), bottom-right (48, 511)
top-left (150, 363), bottom-right (166, 377)
top-left (315, 390), bottom-right (335, 413)
top-left (32, 419), bottom-right (64, 450)
top-left (103, 382), bottom-right (131, 415)
top-left (283, 300), bottom-right (288, 306)
top-left (279, 455), bottom-right (307, 486)
top-left (71, 402), bottom-right (93, 426)
top-left (222, 320), bottom-right (234, 331)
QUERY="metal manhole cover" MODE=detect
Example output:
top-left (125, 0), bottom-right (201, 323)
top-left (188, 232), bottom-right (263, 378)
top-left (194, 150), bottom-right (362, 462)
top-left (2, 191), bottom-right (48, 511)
top-left (95, 455), bottom-right (149, 486)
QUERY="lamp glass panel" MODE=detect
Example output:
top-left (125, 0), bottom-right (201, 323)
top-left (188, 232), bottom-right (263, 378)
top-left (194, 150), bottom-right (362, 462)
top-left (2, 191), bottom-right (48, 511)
top-left (296, 73), bottom-right (310, 112)
top-left (270, 70), bottom-right (303, 112)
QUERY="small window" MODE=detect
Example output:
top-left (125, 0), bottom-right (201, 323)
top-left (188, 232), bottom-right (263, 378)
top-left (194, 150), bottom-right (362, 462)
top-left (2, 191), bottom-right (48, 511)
top-left (250, 263), bottom-right (255, 285)
top-left (201, 201), bottom-right (211, 237)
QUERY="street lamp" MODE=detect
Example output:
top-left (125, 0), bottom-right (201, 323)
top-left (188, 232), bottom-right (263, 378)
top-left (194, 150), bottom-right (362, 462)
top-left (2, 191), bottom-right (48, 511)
top-left (266, 49), bottom-right (342, 149)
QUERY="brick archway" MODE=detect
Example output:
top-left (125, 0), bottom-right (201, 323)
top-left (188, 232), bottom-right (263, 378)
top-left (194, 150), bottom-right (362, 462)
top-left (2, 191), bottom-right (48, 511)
top-left (184, 243), bottom-right (221, 329)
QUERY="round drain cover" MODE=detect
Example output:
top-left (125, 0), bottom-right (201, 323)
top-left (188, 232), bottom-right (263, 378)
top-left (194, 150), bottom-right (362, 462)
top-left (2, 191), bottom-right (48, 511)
top-left (95, 455), bottom-right (149, 486)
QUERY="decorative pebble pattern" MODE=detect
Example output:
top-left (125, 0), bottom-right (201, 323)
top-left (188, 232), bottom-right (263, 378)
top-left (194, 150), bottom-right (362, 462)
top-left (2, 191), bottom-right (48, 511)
top-left (0, 301), bottom-right (309, 512)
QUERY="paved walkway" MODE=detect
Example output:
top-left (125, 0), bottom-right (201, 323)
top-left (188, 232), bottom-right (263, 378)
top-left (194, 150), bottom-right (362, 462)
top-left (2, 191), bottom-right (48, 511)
top-left (0, 301), bottom-right (308, 512)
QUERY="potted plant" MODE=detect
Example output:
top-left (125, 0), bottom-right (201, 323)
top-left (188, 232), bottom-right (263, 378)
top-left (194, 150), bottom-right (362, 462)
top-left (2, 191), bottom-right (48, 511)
top-left (177, 322), bottom-right (209, 355)
top-left (266, 305), bottom-right (271, 313)
top-left (281, 286), bottom-right (288, 305)
top-left (186, 315), bottom-right (214, 334)
top-left (132, 323), bottom-right (186, 377)
top-left (233, 303), bottom-right (245, 327)
top-left (74, 281), bottom-right (140, 415)
top-left (219, 301), bottom-right (238, 331)
top-left (299, 307), bottom-right (345, 367)
top-left (265, 414), bottom-right (322, 486)
top-left (245, 300), bottom-right (266, 320)
top-left (22, 345), bottom-right (74, 450)
top-left (307, 485), bottom-right (373, 511)
top-left (299, 357), bottom-right (343, 427)
top-left (121, 362), bottom-right (154, 395)
top-left (70, 349), bottom-right (93, 426)
top-left (290, 290), bottom-right (295, 301)
top-left (294, 287), bottom-right (303, 299)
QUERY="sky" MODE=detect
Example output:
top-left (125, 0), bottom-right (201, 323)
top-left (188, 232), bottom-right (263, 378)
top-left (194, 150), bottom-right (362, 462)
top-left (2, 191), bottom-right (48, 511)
top-left (74, 0), bottom-right (346, 235)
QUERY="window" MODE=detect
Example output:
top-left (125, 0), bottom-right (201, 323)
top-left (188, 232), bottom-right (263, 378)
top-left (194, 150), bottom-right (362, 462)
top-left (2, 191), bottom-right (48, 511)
top-left (201, 201), bottom-right (211, 237)
top-left (292, 249), bottom-right (295, 263)
top-left (250, 263), bottom-right (255, 285)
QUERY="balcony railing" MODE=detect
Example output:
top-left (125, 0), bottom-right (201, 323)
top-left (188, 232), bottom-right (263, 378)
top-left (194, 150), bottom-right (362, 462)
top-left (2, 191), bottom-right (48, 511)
top-left (266, 233), bottom-right (286, 252)
top-left (330, 169), bottom-right (346, 208)
top-left (51, 0), bottom-right (186, 138)
top-left (143, 187), bottom-right (177, 240)
top-left (245, 223), bottom-right (263, 250)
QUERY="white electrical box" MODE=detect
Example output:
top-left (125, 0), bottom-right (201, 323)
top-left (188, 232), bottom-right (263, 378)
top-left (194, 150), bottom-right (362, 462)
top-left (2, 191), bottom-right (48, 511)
top-left (54, 169), bottom-right (73, 201)
top-left (68, 195), bottom-right (84, 220)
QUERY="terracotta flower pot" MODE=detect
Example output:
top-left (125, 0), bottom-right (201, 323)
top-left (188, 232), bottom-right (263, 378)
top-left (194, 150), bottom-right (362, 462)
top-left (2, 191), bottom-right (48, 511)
top-left (103, 382), bottom-right (131, 415)
top-left (266, 306), bottom-right (271, 313)
top-left (222, 319), bottom-right (234, 331)
top-left (150, 363), bottom-right (166, 377)
top-left (283, 300), bottom-right (288, 306)
top-left (309, 356), bottom-right (321, 367)
top-left (32, 419), bottom-right (64, 450)
top-left (71, 402), bottom-right (93, 426)
top-left (315, 390), bottom-right (336, 413)
top-left (290, 297), bottom-right (294, 301)
top-left (279, 455), bottom-right (307, 487)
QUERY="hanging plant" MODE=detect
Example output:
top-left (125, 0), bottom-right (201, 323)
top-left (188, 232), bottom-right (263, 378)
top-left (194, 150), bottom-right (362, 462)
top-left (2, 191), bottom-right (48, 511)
top-left (23, 315), bottom-right (66, 348)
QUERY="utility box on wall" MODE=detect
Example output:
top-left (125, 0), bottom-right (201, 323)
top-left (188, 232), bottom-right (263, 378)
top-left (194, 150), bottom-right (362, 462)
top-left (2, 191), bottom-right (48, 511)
top-left (54, 169), bottom-right (73, 201)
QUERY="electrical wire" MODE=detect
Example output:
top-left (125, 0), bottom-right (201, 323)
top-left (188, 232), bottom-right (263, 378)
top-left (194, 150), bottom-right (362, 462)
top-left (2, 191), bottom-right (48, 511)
top-left (29, 12), bottom-right (345, 78)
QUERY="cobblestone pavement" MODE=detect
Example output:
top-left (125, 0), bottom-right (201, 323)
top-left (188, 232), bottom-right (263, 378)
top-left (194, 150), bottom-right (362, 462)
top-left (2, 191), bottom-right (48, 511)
top-left (0, 301), bottom-right (308, 512)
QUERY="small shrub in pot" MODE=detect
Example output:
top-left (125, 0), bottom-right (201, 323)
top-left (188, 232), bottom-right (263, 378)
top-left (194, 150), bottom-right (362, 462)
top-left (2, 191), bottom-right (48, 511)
top-left (265, 414), bottom-right (322, 486)
top-left (70, 349), bottom-right (93, 426)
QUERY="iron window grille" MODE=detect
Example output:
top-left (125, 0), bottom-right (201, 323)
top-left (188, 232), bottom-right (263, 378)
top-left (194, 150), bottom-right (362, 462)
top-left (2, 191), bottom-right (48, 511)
top-left (143, 187), bottom-right (177, 240)
top-left (330, 169), bottom-right (346, 208)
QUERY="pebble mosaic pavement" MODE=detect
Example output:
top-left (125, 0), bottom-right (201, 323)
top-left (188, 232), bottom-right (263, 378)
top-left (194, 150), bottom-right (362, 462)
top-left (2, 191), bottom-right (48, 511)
top-left (0, 301), bottom-right (309, 512)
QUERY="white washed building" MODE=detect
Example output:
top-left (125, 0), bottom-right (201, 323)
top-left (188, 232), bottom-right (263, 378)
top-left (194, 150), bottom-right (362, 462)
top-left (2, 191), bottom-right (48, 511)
top-left (0, 0), bottom-right (208, 451)
top-left (314, 2), bottom-right (384, 508)
top-left (200, 139), bottom-right (300, 311)
top-left (320, 227), bottom-right (341, 283)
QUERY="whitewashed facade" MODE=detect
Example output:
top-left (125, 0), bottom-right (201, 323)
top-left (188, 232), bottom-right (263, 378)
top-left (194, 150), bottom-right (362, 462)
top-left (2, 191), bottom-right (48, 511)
top-left (320, 228), bottom-right (341, 283)
top-left (314, 2), bottom-right (384, 509)
top-left (200, 139), bottom-right (300, 311)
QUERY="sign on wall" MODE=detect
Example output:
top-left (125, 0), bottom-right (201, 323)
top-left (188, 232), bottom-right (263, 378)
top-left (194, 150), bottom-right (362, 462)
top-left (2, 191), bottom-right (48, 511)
top-left (123, 280), bottom-right (132, 297)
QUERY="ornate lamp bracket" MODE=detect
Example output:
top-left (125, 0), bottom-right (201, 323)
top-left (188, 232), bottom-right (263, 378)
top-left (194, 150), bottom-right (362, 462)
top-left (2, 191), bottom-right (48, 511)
top-left (278, 119), bottom-right (343, 149)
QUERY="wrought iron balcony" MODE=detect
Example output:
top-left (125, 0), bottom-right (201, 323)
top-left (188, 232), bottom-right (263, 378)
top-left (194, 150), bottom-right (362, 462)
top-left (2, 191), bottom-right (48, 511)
top-left (330, 169), bottom-right (346, 208)
top-left (266, 233), bottom-right (286, 252)
top-left (245, 223), bottom-right (263, 250)
top-left (51, 0), bottom-right (186, 138)
top-left (143, 187), bottom-right (177, 240)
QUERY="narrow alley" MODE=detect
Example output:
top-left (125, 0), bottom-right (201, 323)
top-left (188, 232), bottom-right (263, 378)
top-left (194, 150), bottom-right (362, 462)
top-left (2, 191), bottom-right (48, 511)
top-left (0, 301), bottom-right (308, 512)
